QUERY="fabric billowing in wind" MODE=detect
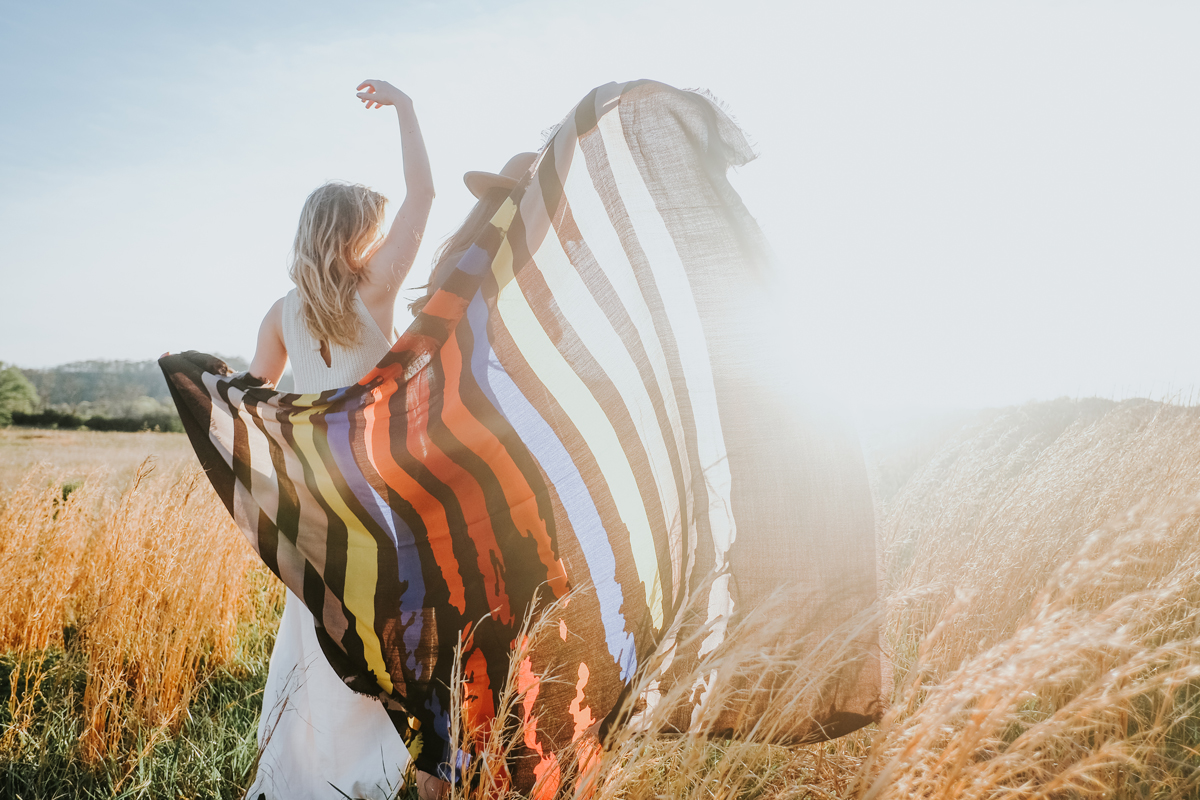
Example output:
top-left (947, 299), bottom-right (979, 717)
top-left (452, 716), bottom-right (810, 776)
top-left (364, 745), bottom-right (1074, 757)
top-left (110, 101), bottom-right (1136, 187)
top-left (161, 80), bottom-right (882, 790)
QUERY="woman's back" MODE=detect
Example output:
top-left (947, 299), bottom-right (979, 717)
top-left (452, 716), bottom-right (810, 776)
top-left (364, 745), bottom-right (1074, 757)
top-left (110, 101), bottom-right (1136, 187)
top-left (281, 288), bottom-right (396, 393)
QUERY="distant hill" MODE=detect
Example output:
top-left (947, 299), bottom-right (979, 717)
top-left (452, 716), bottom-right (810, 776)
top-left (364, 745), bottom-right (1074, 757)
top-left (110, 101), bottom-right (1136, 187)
top-left (21, 356), bottom-right (251, 417)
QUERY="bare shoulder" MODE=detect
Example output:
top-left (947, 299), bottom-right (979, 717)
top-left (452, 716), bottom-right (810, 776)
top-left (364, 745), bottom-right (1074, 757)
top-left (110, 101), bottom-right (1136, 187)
top-left (264, 296), bottom-right (287, 328)
top-left (249, 296), bottom-right (290, 385)
top-left (257, 295), bottom-right (288, 346)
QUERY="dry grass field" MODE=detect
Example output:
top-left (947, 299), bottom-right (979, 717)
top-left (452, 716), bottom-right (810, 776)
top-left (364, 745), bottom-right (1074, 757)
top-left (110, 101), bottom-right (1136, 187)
top-left (0, 428), bottom-right (196, 491)
top-left (2, 398), bottom-right (1200, 799)
top-left (0, 430), bottom-right (283, 797)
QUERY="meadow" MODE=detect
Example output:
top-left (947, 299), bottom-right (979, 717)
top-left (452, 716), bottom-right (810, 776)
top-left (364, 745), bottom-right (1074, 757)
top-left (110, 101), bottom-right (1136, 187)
top-left (1, 398), bottom-right (1199, 799)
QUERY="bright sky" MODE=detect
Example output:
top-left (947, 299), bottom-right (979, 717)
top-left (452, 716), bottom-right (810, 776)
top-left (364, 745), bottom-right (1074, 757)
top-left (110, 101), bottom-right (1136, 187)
top-left (2, 0), bottom-right (1197, 411)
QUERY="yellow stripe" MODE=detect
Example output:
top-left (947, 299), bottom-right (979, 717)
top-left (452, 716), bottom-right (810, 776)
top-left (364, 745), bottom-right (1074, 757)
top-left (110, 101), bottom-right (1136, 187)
top-left (490, 197), bottom-right (517, 232)
top-left (264, 199), bottom-right (521, 697)
top-left (493, 232), bottom-right (665, 628)
top-left (291, 406), bottom-right (392, 694)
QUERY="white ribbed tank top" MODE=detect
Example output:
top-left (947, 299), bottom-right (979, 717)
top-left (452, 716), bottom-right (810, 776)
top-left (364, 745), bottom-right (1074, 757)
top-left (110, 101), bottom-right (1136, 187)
top-left (282, 288), bottom-right (396, 393)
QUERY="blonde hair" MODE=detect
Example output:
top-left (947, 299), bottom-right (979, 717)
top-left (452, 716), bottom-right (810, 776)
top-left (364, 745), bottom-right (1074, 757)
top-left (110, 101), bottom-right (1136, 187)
top-left (290, 182), bottom-right (387, 347)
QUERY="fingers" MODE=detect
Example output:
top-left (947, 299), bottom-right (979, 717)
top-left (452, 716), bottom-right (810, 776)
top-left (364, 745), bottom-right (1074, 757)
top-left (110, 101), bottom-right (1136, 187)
top-left (357, 80), bottom-right (382, 109)
top-left (356, 80), bottom-right (398, 109)
top-left (355, 91), bottom-right (387, 109)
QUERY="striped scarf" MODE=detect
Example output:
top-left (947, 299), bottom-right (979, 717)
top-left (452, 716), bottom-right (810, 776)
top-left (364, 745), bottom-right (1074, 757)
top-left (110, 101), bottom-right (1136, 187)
top-left (161, 80), bottom-right (882, 790)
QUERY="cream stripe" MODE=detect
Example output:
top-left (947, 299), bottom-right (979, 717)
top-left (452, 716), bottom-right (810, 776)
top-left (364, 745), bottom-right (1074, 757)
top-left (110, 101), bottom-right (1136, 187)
top-left (246, 392), bottom-right (332, 583)
top-left (532, 190), bottom-right (684, 609)
top-left (222, 384), bottom-right (280, 529)
top-left (598, 108), bottom-right (737, 655)
top-left (201, 376), bottom-right (265, 559)
top-left (564, 139), bottom-right (697, 606)
top-left (493, 233), bottom-right (665, 628)
top-left (202, 372), bottom-right (236, 469)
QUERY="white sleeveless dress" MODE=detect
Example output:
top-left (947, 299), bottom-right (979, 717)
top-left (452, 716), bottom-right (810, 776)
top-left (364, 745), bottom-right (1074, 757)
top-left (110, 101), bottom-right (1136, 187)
top-left (246, 289), bottom-right (410, 800)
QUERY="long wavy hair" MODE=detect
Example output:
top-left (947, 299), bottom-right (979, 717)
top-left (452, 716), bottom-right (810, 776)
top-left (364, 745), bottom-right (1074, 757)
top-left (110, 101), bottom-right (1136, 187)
top-left (290, 182), bottom-right (387, 347)
top-left (409, 187), bottom-right (509, 315)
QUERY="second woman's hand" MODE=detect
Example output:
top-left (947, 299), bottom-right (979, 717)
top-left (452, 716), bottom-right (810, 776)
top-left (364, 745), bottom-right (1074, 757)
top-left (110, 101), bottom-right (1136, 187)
top-left (356, 80), bottom-right (410, 110)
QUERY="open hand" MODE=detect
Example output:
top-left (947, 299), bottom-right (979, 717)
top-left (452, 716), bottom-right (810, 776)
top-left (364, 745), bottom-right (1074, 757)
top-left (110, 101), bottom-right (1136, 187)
top-left (356, 80), bottom-right (409, 110)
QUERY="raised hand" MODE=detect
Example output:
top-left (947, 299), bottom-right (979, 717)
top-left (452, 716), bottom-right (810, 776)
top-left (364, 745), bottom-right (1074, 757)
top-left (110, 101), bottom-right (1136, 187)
top-left (356, 80), bottom-right (410, 110)
top-left (353, 77), bottom-right (433, 309)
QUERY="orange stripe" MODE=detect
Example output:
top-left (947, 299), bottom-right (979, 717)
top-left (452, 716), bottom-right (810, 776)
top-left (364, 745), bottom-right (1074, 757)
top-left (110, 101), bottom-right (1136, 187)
top-left (363, 380), bottom-right (467, 613)
top-left (518, 654), bottom-right (561, 800)
top-left (461, 647), bottom-right (495, 747)
top-left (569, 662), bottom-right (596, 741)
top-left (407, 359), bottom-right (511, 624)
top-left (573, 736), bottom-right (603, 800)
top-left (422, 288), bottom-right (468, 321)
top-left (440, 328), bottom-right (569, 598)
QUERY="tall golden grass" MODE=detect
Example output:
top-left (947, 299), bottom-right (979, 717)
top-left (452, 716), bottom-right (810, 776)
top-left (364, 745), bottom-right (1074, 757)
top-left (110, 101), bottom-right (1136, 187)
top-left (3, 397), bottom-right (1200, 799)
top-left (856, 398), bottom-right (1200, 799)
top-left (0, 457), bottom-right (282, 773)
top-left (429, 398), bottom-right (1200, 799)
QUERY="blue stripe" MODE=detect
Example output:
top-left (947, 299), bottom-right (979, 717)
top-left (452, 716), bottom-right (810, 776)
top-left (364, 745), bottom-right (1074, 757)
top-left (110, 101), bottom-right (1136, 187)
top-left (466, 292), bottom-right (637, 681)
top-left (323, 396), bottom-right (430, 681)
top-left (457, 243), bottom-right (493, 276)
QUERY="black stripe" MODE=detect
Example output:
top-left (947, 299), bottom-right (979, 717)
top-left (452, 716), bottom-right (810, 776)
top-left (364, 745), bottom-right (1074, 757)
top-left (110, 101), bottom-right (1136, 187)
top-left (537, 142), bottom-right (564, 230)
top-left (513, 252), bottom-right (676, 627)
top-left (449, 288), bottom-right (564, 602)
top-left (159, 353), bottom-right (236, 512)
top-left (261, 396), bottom-right (301, 565)
top-left (573, 85), bottom-right (600, 137)
top-left (551, 193), bottom-right (691, 616)
top-left (484, 221), bottom-right (656, 668)
top-left (386, 362), bottom-right (488, 621)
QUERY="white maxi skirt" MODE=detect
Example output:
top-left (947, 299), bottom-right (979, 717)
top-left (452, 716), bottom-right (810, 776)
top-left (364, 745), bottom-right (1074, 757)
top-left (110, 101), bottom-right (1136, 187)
top-left (245, 590), bottom-right (411, 800)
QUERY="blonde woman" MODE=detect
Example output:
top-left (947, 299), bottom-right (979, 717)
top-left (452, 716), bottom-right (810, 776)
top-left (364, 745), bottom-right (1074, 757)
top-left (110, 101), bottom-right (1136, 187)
top-left (245, 79), bottom-right (435, 800)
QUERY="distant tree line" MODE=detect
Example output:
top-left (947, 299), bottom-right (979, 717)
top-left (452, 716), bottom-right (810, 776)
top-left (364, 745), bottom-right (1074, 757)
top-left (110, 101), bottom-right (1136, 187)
top-left (0, 356), bottom-right (248, 432)
top-left (0, 363), bottom-right (39, 426)
top-left (21, 359), bottom-right (176, 408)
top-left (19, 356), bottom-right (248, 412)
top-left (9, 409), bottom-right (184, 433)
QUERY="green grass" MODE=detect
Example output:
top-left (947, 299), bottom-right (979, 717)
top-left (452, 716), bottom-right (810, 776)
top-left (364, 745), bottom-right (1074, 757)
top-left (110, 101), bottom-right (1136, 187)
top-left (0, 650), bottom-right (266, 799)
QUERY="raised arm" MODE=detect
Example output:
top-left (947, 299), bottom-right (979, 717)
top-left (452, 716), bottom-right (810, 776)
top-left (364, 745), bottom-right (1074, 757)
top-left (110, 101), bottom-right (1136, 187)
top-left (355, 80), bottom-right (435, 307)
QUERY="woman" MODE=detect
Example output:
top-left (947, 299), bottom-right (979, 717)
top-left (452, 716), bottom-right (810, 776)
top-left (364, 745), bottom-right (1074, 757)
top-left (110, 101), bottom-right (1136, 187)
top-left (245, 78), bottom-right (435, 800)
top-left (163, 79), bottom-right (882, 799)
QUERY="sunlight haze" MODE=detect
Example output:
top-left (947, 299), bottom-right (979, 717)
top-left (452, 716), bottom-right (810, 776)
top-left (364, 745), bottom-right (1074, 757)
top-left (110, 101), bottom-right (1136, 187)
top-left (1, 0), bottom-right (1196, 412)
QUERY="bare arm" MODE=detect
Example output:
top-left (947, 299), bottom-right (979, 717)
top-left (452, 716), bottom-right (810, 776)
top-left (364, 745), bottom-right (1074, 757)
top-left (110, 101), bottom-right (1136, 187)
top-left (248, 297), bottom-right (288, 385)
top-left (355, 80), bottom-right (435, 307)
